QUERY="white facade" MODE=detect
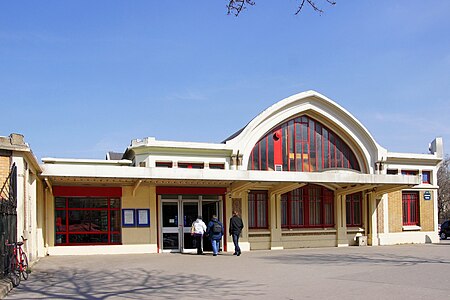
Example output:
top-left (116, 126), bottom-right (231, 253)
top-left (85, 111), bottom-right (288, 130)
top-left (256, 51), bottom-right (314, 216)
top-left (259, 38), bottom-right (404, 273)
top-left (5, 91), bottom-right (443, 257)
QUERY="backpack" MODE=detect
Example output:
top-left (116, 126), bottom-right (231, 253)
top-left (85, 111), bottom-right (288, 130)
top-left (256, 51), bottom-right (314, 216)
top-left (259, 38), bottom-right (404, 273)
top-left (212, 221), bottom-right (222, 234)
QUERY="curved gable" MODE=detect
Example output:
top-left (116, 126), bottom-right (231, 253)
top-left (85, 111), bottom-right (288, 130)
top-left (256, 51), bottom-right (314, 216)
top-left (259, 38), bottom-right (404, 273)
top-left (224, 90), bottom-right (384, 173)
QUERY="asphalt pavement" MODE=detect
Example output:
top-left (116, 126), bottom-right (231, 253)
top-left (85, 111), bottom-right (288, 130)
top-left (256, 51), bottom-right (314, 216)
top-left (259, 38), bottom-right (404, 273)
top-left (3, 240), bottom-right (450, 300)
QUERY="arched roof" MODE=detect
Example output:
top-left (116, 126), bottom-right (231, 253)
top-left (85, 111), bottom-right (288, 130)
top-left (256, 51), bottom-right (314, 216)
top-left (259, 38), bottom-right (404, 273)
top-left (224, 90), bottom-right (385, 173)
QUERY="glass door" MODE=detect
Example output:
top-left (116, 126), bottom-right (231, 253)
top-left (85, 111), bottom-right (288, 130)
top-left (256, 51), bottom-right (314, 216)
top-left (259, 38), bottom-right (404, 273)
top-left (182, 201), bottom-right (199, 253)
top-left (202, 200), bottom-right (219, 252)
top-left (161, 195), bottom-right (221, 253)
top-left (162, 201), bottom-right (180, 252)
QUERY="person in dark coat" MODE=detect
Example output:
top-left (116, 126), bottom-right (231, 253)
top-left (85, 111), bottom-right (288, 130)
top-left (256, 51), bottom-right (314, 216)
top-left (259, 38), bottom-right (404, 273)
top-left (206, 215), bottom-right (223, 256)
top-left (229, 211), bottom-right (244, 256)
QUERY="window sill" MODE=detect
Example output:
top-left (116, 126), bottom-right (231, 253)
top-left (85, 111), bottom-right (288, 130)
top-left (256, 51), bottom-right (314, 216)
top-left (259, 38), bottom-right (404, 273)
top-left (282, 228), bottom-right (336, 234)
top-left (402, 225), bottom-right (421, 231)
top-left (346, 227), bottom-right (365, 233)
top-left (248, 229), bottom-right (271, 235)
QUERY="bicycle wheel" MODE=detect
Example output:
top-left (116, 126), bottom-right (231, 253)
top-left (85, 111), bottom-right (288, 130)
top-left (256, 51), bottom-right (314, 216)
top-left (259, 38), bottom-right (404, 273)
top-left (20, 252), bottom-right (29, 280)
top-left (9, 259), bottom-right (21, 287)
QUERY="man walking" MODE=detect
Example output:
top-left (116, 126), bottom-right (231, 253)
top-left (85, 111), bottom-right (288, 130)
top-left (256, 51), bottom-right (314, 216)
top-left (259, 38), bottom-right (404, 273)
top-left (191, 216), bottom-right (207, 255)
top-left (229, 211), bottom-right (244, 256)
top-left (206, 215), bottom-right (223, 256)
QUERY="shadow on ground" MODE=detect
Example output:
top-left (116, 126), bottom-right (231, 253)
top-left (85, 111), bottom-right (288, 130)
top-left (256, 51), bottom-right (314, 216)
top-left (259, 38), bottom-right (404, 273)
top-left (7, 267), bottom-right (263, 299)
top-left (260, 251), bottom-right (450, 266)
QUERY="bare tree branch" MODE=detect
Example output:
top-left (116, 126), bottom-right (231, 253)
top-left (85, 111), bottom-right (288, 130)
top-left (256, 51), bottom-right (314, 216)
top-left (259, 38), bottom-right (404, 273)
top-left (295, 0), bottom-right (336, 15)
top-left (227, 0), bottom-right (255, 16)
top-left (227, 0), bottom-right (336, 16)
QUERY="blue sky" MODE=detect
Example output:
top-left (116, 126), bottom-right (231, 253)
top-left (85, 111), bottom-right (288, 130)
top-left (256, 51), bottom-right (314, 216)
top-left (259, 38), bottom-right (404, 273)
top-left (1, 1), bottom-right (449, 160)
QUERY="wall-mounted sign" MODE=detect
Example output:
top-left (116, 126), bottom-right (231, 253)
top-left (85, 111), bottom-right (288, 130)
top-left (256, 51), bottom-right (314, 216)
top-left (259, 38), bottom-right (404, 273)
top-left (122, 209), bottom-right (136, 227)
top-left (423, 191), bottom-right (432, 201)
top-left (137, 209), bottom-right (150, 227)
top-left (122, 208), bottom-right (151, 227)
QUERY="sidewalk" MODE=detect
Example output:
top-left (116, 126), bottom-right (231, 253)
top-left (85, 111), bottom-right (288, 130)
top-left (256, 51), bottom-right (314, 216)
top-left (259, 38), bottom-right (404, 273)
top-left (4, 242), bottom-right (450, 299)
top-left (0, 279), bottom-right (11, 299)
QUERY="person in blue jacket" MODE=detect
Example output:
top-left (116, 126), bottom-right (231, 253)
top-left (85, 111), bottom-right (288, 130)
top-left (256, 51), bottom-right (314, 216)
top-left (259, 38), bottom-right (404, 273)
top-left (206, 215), bottom-right (223, 256)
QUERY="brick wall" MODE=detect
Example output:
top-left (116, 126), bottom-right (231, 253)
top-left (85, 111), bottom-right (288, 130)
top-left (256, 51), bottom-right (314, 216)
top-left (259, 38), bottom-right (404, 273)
top-left (388, 190), bottom-right (435, 232)
top-left (420, 191), bottom-right (434, 231)
top-left (388, 191), bottom-right (403, 233)
top-left (377, 198), bottom-right (384, 234)
top-left (0, 155), bottom-right (11, 192)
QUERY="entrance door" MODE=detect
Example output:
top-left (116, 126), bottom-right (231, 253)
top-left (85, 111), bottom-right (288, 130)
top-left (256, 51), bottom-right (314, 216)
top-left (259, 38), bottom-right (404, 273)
top-left (202, 200), bottom-right (219, 252)
top-left (161, 201), bottom-right (179, 251)
top-left (161, 200), bottom-right (200, 252)
top-left (161, 196), bottom-right (221, 253)
top-left (182, 201), bottom-right (199, 253)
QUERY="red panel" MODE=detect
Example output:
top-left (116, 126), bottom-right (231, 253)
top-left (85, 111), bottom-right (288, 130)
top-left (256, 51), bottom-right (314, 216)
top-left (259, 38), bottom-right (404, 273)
top-left (273, 129), bottom-right (283, 166)
top-left (53, 186), bottom-right (122, 197)
top-left (156, 186), bottom-right (226, 195)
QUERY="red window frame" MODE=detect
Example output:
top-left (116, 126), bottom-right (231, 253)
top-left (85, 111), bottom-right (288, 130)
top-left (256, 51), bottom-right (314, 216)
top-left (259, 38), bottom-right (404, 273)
top-left (178, 162), bottom-right (204, 169)
top-left (401, 170), bottom-right (418, 176)
top-left (156, 161), bottom-right (173, 168)
top-left (281, 185), bottom-right (334, 229)
top-left (248, 191), bottom-right (268, 229)
top-left (54, 186), bottom-right (122, 246)
top-left (209, 163), bottom-right (225, 169)
top-left (402, 191), bottom-right (419, 226)
top-left (387, 169), bottom-right (398, 175)
top-left (422, 171), bottom-right (431, 184)
top-left (346, 192), bottom-right (362, 227)
top-left (55, 197), bottom-right (121, 246)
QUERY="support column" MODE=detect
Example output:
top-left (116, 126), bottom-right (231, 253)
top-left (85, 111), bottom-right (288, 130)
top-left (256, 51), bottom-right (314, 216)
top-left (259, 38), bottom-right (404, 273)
top-left (226, 192), bottom-right (250, 252)
top-left (367, 193), bottom-right (379, 246)
top-left (269, 193), bottom-right (283, 250)
top-left (336, 194), bottom-right (349, 247)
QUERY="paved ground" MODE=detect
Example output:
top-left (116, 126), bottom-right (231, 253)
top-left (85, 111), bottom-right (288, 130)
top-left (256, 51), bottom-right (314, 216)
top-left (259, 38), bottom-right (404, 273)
top-left (4, 241), bottom-right (450, 300)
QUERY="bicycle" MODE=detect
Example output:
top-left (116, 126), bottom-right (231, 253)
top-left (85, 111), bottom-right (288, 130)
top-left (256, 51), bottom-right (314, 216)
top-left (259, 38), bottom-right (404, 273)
top-left (6, 236), bottom-right (30, 287)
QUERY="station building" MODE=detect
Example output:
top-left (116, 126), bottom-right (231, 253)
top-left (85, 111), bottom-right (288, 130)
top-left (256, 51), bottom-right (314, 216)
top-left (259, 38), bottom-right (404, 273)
top-left (2, 90), bottom-right (444, 257)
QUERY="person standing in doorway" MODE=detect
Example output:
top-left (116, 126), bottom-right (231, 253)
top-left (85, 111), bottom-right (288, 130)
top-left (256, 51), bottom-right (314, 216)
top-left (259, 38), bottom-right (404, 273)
top-left (191, 216), bottom-right (207, 255)
top-left (229, 211), bottom-right (244, 256)
top-left (206, 215), bottom-right (223, 256)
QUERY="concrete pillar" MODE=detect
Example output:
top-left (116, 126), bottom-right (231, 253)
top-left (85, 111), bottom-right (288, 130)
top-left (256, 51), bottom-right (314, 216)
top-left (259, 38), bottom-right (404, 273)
top-left (269, 193), bottom-right (283, 250)
top-left (367, 193), bottom-right (379, 246)
top-left (230, 155), bottom-right (237, 170)
top-left (226, 192), bottom-right (250, 252)
top-left (336, 194), bottom-right (349, 247)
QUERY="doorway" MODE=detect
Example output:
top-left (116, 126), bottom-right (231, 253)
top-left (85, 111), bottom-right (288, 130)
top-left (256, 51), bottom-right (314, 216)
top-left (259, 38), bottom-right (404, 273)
top-left (160, 195), bottom-right (221, 253)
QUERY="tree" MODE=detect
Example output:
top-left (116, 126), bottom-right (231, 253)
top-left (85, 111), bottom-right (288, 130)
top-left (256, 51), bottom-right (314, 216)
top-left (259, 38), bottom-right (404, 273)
top-left (227, 0), bottom-right (336, 16)
top-left (438, 155), bottom-right (450, 222)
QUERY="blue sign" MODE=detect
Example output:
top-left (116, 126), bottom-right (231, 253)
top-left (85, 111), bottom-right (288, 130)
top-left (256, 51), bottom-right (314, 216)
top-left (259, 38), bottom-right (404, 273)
top-left (423, 191), bottom-right (431, 201)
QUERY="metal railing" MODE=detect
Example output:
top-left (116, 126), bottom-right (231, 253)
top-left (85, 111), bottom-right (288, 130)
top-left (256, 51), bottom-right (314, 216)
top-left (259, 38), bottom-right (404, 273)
top-left (0, 163), bottom-right (18, 279)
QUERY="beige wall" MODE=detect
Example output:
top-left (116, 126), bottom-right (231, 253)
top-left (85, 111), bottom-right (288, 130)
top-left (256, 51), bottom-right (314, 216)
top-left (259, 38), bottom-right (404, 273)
top-left (36, 180), bottom-right (46, 257)
top-left (282, 231), bottom-right (336, 249)
top-left (121, 184), bottom-right (156, 245)
top-left (227, 192), bottom-right (249, 244)
top-left (47, 190), bottom-right (55, 246)
top-left (249, 232), bottom-right (271, 250)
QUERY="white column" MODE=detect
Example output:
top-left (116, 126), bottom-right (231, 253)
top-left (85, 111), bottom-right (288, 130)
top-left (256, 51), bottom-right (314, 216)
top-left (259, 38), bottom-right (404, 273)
top-left (368, 193), bottom-right (379, 246)
top-left (336, 194), bottom-right (349, 247)
top-left (269, 193), bottom-right (283, 250)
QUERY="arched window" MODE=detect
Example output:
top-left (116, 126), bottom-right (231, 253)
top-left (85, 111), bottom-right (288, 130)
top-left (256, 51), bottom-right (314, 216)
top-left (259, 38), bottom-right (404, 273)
top-left (248, 115), bottom-right (360, 172)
